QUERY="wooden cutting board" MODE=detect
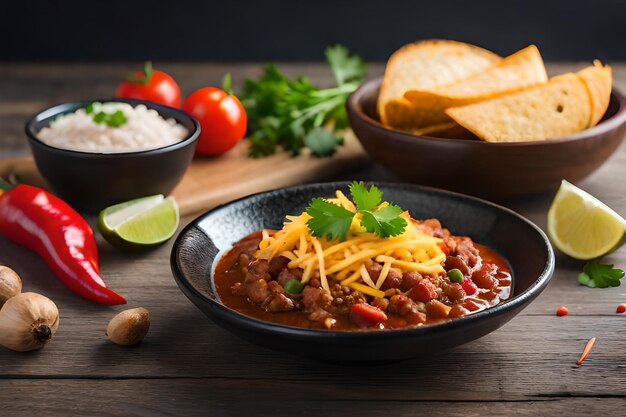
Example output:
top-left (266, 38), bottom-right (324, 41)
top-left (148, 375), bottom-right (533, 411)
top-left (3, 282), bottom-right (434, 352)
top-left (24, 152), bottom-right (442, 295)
top-left (0, 132), bottom-right (367, 216)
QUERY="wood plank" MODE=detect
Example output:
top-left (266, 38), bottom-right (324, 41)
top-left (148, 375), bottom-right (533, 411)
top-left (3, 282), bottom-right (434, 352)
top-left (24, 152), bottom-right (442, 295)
top-left (1, 380), bottom-right (624, 417)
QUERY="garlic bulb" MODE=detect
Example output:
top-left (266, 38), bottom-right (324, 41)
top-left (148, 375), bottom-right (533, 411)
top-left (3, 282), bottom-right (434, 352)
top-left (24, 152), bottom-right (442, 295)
top-left (0, 265), bottom-right (22, 307)
top-left (107, 307), bottom-right (150, 346)
top-left (0, 292), bottom-right (59, 352)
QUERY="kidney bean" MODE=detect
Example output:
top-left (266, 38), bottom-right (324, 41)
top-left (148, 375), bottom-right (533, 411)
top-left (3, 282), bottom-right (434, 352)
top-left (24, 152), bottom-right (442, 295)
top-left (400, 271), bottom-right (423, 291)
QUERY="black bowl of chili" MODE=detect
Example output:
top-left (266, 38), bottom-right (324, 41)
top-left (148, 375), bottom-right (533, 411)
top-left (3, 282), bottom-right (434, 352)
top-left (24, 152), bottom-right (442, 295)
top-left (170, 182), bottom-right (554, 361)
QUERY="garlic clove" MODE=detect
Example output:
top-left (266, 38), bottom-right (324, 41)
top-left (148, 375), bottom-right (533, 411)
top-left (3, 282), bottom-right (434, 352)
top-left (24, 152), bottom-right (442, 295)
top-left (0, 292), bottom-right (59, 352)
top-left (0, 265), bottom-right (22, 308)
top-left (106, 307), bottom-right (150, 346)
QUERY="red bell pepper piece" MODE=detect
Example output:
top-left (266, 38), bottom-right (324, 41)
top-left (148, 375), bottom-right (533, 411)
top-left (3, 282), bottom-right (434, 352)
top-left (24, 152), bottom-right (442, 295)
top-left (350, 303), bottom-right (387, 328)
top-left (0, 181), bottom-right (126, 305)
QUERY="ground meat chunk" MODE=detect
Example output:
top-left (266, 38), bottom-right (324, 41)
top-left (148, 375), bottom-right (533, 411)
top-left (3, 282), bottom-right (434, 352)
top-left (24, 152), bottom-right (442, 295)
top-left (245, 279), bottom-right (271, 304)
top-left (263, 293), bottom-right (298, 312)
top-left (415, 218), bottom-right (448, 239)
top-left (330, 284), bottom-right (366, 313)
top-left (268, 256), bottom-right (290, 278)
top-left (277, 267), bottom-right (304, 287)
top-left (307, 309), bottom-right (337, 329)
top-left (244, 259), bottom-right (271, 283)
top-left (451, 237), bottom-right (480, 269)
top-left (301, 286), bottom-right (333, 312)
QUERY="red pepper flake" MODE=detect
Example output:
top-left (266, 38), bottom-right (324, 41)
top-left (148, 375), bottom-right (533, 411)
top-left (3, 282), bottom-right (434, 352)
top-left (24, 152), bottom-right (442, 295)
top-left (577, 337), bottom-right (596, 365)
top-left (556, 305), bottom-right (569, 316)
top-left (616, 304), bottom-right (626, 314)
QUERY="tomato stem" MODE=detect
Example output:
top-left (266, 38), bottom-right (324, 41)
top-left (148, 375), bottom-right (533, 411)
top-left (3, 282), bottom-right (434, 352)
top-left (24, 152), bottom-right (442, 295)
top-left (127, 61), bottom-right (153, 85)
top-left (223, 73), bottom-right (234, 95)
top-left (0, 178), bottom-right (14, 191)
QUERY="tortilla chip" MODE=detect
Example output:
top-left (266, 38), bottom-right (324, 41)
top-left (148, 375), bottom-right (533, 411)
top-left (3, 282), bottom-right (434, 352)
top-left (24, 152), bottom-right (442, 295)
top-left (408, 122), bottom-right (475, 139)
top-left (577, 61), bottom-right (612, 127)
top-left (378, 40), bottom-right (501, 129)
top-left (445, 73), bottom-right (591, 142)
top-left (402, 45), bottom-right (547, 128)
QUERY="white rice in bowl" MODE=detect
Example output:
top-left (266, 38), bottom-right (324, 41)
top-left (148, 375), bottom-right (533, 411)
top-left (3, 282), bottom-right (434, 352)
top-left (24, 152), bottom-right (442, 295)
top-left (37, 102), bottom-right (188, 153)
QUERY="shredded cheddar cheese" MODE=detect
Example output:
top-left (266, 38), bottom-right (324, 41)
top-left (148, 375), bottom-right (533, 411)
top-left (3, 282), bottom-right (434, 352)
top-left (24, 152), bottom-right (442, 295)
top-left (254, 190), bottom-right (446, 298)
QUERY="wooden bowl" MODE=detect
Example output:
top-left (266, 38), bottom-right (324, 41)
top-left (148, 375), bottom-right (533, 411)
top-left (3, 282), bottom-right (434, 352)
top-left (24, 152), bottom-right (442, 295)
top-left (346, 77), bottom-right (626, 200)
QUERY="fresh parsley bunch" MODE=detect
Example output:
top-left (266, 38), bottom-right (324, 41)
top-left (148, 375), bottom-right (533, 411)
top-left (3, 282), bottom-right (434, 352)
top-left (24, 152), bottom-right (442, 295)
top-left (241, 45), bottom-right (366, 157)
top-left (306, 182), bottom-right (407, 241)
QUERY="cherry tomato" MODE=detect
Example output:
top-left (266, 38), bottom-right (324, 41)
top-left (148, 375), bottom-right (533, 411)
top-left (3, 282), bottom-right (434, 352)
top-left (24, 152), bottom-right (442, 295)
top-left (115, 62), bottom-right (181, 108)
top-left (183, 87), bottom-right (247, 155)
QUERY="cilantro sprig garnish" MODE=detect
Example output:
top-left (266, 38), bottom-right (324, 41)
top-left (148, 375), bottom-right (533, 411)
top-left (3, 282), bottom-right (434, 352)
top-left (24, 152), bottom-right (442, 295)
top-left (85, 102), bottom-right (128, 127)
top-left (305, 182), bottom-right (407, 241)
top-left (578, 260), bottom-right (625, 288)
top-left (241, 45), bottom-right (366, 158)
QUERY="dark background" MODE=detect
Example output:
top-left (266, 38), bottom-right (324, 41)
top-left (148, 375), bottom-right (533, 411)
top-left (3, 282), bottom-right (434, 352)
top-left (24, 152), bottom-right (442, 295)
top-left (2, 0), bottom-right (624, 62)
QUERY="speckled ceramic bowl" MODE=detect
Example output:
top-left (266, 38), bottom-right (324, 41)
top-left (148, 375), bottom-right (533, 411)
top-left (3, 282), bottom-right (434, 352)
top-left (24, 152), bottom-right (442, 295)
top-left (25, 99), bottom-right (200, 213)
top-left (170, 182), bottom-right (554, 361)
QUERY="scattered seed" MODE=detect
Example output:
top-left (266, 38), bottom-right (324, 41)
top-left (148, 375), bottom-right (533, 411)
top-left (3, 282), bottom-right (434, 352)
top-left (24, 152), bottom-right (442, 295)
top-left (577, 337), bottom-right (596, 366)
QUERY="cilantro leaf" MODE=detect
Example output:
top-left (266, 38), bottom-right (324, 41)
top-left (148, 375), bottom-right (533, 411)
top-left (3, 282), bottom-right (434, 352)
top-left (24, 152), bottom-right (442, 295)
top-left (241, 45), bottom-right (366, 158)
top-left (306, 198), bottom-right (355, 241)
top-left (349, 181), bottom-right (382, 211)
top-left (305, 182), bottom-right (407, 241)
top-left (303, 127), bottom-right (340, 157)
top-left (325, 44), bottom-right (367, 87)
top-left (360, 204), bottom-right (407, 238)
top-left (578, 260), bottom-right (625, 288)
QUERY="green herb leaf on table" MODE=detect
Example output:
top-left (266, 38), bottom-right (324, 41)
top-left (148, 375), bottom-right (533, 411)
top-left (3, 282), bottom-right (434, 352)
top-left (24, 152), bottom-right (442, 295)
top-left (305, 181), bottom-right (407, 241)
top-left (306, 198), bottom-right (355, 241)
top-left (578, 260), bottom-right (625, 288)
top-left (242, 45), bottom-right (366, 158)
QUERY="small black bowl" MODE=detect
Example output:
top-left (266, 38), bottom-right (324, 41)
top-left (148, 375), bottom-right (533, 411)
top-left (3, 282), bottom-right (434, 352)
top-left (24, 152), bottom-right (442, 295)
top-left (25, 99), bottom-right (200, 213)
top-left (170, 182), bottom-right (554, 361)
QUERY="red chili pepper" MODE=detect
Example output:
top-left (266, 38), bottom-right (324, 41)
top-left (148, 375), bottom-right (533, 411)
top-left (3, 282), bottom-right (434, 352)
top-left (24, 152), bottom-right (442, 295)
top-left (0, 181), bottom-right (126, 305)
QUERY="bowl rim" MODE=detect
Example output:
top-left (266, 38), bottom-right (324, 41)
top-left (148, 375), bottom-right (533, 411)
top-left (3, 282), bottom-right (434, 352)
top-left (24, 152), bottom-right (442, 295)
top-left (24, 98), bottom-right (201, 157)
top-left (171, 181), bottom-right (555, 341)
top-left (347, 75), bottom-right (626, 147)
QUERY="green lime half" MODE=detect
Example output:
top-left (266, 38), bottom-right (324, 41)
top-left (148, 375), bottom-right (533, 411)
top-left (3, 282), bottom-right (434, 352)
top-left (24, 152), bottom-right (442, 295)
top-left (98, 195), bottom-right (180, 250)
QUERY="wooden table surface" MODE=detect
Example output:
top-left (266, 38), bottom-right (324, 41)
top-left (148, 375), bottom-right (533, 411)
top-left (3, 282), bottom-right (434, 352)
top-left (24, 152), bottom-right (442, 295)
top-left (0, 63), bottom-right (625, 416)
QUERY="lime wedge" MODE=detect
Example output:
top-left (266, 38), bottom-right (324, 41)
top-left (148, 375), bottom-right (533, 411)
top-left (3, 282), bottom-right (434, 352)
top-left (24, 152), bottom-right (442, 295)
top-left (547, 180), bottom-right (626, 260)
top-left (98, 195), bottom-right (180, 250)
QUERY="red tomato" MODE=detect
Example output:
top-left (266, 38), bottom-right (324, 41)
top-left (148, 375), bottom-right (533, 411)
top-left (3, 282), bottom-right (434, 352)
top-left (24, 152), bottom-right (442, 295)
top-left (115, 62), bottom-right (181, 108)
top-left (349, 303), bottom-right (387, 328)
top-left (183, 87), bottom-right (247, 155)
